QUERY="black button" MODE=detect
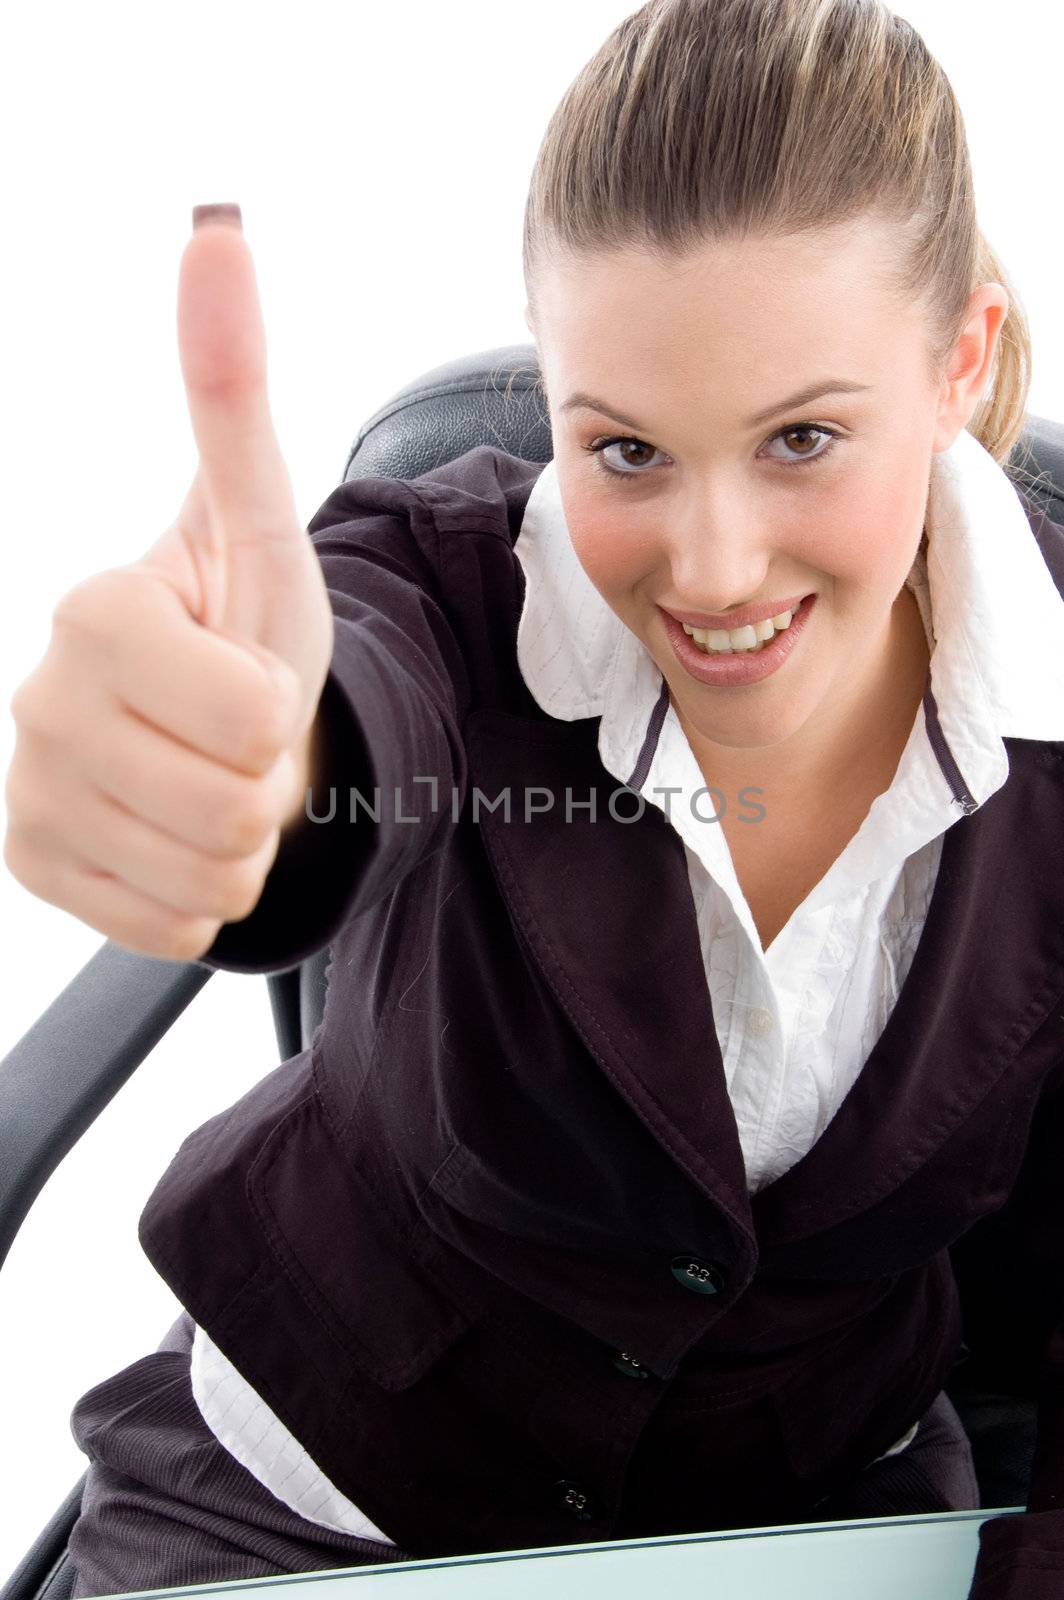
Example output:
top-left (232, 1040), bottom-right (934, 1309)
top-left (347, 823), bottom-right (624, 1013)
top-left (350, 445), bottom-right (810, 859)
top-left (612, 1349), bottom-right (651, 1379)
top-left (670, 1254), bottom-right (726, 1294)
top-left (553, 1478), bottom-right (596, 1521)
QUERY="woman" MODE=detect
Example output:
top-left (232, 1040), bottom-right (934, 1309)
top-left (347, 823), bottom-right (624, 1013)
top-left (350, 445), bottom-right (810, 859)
top-left (5, 1), bottom-right (1062, 1596)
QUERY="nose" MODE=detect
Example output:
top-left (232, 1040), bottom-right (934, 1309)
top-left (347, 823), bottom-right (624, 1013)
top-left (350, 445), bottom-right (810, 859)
top-left (665, 500), bottom-right (777, 618)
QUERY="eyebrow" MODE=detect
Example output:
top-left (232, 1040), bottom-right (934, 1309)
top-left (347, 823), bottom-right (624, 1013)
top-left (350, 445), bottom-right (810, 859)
top-left (560, 378), bottom-right (874, 433)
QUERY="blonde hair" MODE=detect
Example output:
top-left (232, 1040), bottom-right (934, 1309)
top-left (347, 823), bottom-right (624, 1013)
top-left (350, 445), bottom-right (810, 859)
top-left (521, 0), bottom-right (1048, 497)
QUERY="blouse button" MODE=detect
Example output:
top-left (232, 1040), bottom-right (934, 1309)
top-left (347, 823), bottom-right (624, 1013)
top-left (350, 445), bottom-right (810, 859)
top-left (748, 1006), bottom-right (774, 1036)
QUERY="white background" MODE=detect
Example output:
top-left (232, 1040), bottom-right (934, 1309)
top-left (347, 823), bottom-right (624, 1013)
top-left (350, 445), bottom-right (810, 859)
top-left (1, 0), bottom-right (1062, 1580)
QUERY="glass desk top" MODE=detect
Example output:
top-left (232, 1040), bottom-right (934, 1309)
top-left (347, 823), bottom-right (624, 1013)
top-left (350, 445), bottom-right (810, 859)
top-left (98, 1504), bottom-right (1024, 1600)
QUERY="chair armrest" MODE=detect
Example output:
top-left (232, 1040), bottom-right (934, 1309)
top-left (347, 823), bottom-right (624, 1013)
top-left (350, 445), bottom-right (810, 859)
top-left (0, 1469), bottom-right (86, 1600)
top-left (0, 941), bottom-right (212, 1272)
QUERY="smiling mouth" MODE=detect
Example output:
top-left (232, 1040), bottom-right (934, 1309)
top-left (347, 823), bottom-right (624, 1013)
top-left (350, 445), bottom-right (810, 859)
top-left (660, 592), bottom-right (814, 633)
top-left (668, 594), bottom-right (813, 655)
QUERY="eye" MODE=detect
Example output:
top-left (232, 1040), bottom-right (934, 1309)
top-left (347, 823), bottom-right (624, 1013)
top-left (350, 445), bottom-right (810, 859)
top-left (584, 437), bottom-right (667, 478)
top-left (762, 424), bottom-right (840, 468)
top-left (582, 423), bottom-right (841, 482)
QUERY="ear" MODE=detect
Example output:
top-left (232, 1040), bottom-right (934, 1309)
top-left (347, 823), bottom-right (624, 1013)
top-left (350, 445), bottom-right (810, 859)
top-left (930, 283), bottom-right (1010, 453)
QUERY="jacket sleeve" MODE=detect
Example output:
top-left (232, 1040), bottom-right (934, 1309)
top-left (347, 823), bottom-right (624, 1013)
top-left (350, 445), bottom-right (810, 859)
top-left (965, 1050), bottom-right (1064, 1598)
top-left (193, 472), bottom-right (472, 976)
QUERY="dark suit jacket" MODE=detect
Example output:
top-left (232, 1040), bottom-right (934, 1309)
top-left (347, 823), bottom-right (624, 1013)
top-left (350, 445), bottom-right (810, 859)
top-left (137, 445), bottom-right (1064, 1599)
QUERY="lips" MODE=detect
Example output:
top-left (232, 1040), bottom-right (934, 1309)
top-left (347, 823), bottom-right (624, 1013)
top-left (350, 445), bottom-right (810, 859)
top-left (661, 593), bottom-right (812, 632)
top-left (660, 593), bottom-right (817, 687)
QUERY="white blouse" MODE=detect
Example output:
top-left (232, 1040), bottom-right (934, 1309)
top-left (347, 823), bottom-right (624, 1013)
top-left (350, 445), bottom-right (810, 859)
top-left (189, 426), bottom-right (1064, 1544)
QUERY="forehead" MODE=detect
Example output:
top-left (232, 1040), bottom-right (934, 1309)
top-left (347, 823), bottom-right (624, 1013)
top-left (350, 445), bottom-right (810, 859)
top-left (533, 218), bottom-right (919, 399)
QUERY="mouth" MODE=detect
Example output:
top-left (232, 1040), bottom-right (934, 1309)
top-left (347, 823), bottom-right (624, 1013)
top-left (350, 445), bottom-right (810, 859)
top-left (660, 592), bottom-right (813, 633)
top-left (658, 594), bottom-right (817, 686)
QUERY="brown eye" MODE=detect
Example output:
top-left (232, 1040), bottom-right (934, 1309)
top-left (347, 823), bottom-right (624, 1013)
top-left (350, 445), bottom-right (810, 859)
top-left (584, 436), bottom-right (666, 478)
top-left (782, 427), bottom-right (819, 454)
top-left (612, 440), bottom-right (656, 468)
top-left (763, 424), bottom-right (839, 468)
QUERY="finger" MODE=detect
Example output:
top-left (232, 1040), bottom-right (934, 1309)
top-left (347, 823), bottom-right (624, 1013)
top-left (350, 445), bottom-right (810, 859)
top-left (176, 207), bottom-right (302, 554)
top-left (3, 829), bottom-right (225, 964)
top-left (50, 675), bottom-right (299, 858)
top-left (52, 566), bottom-right (302, 775)
top-left (128, 564), bottom-right (303, 769)
top-left (9, 665), bottom-right (299, 864)
top-left (15, 777), bottom-right (282, 921)
top-left (83, 706), bottom-right (300, 861)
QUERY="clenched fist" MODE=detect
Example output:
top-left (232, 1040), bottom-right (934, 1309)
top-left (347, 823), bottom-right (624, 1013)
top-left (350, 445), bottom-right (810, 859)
top-left (3, 204), bottom-right (335, 962)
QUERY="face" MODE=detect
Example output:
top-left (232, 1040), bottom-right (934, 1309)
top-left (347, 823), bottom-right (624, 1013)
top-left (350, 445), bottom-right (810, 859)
top-left (527, 217), bottom-right (1007, 789)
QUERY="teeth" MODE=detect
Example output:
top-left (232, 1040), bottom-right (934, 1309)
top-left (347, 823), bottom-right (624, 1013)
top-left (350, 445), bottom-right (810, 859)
top-left (681, 609), bottom-right (794, 654)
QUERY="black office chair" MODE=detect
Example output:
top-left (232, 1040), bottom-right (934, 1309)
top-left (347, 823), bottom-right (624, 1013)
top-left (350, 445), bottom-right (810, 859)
top-left (2, 344), bottom-right (1062, 1600)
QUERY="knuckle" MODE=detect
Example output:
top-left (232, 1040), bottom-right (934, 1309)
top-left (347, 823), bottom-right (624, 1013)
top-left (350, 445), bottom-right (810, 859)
top-left (3, 822), bottom-right (64, 906)
top-left (141, 914), bottom-right (222, 964)
top-left (51, 571), bottom-right (121, 640)
top-left (196, 854), bottom-right (267, 924)
top-left (168, 916), bottom-right (225, 963)
top-left (240, 688), bottom-right (294, 771)
top-left (214, 779), bottom-right (277, 857)
top-left (8, 670), bottom-right (51, 737)
top-left (2, 822), bottom-right (40, 891)
top-left (2, 754), bottom-right (26, 824)
top-left (8, 675), bottom-right (33, 725)
top-left (222, 856), bottom-right (271, 922)
top-left (3, 765), bottom-right (52, 846)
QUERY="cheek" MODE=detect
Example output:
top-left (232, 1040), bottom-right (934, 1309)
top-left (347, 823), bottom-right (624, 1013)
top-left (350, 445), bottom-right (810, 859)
top-left (797, 466), bottom-right (927, 594)
top-left (563, 492), bottom-right (657, 599)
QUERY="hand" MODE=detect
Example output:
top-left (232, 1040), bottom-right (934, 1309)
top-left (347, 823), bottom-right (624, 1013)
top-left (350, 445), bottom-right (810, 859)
top-left (3, 205), bottom-right (335, 961)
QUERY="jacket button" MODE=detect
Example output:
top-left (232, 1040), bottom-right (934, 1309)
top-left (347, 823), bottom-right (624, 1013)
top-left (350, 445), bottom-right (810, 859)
top-left (670, 1254), bottom-right (726, 1294)
top-left (553, 1478), bottom-right (596, 1520)
top-left (612, 1349), bottom-right (651, 1378)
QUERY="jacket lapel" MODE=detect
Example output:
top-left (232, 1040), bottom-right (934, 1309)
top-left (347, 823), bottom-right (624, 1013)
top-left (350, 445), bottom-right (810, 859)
top-left (466, 706), bottom-right (1064, 1249)
top-left (465, 704), bottom-right (754, 1245)
top-left (749, 736), bottom-right (1064, 1242)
